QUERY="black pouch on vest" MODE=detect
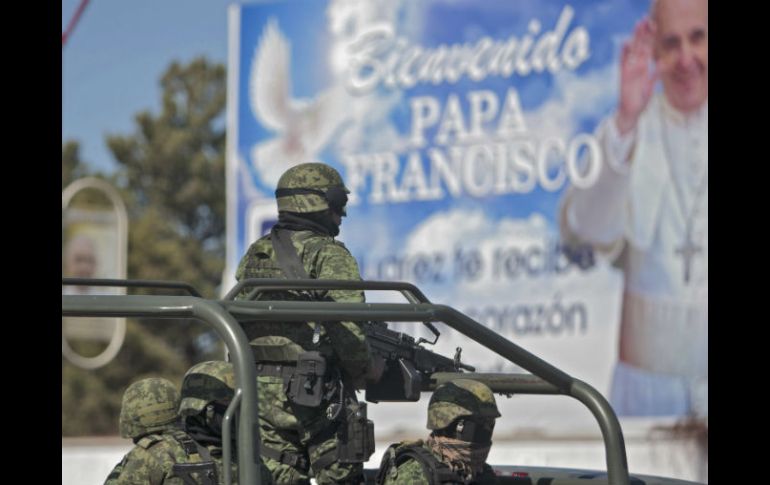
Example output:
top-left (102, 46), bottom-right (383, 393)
top-left (288, 351), bottom-right (327, 407)
top-left (171, 462), bottom-right (218, 485)
top-left (337, 402), bottom-right (375, 464)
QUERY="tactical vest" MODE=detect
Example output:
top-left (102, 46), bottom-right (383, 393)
top-left (376, 442), bottom-right (497, 485)
top-left (241, 227), bottom-right (374, 467)
top-left (137, 429), bottom-right (220, 485)
top-left (237, 229), bottom-right (343, 297)
top-left (237, 229), bottom-right (346, 354)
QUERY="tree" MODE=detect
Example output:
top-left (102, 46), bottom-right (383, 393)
top-left (62, 57), bottom-right (228, 436)
top-left (62, 140), bottom-right (87, 189)
top-left (62, 321), bottom-right (189, 435)
top-left (106, 57), bottom-right (227, 362)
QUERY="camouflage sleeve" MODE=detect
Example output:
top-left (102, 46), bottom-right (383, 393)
top-left (112, 446), bottom-right (171, 485)
top-left (234, 243), bottom-right (257, 298)
top-left (381, 458), bottom-right (431, 485)
top-left (315, 242), bottom-right (365, 303)
top-left (235, 240), bottom-right (267, 283)
top-left (315, 242), bottom-right (370, 380)
top-left (103, 455), bottom-right (127, 484)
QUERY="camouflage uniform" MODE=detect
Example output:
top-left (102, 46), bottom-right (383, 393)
top-left (235, 163), bottom-right (373, 485)
top-left (105, 430), bottom-right (220, 485)
top-left (104, 377), bottom-right (219, 485)
top-left (377, 380), bottom-right (501, 485)
top-left (378, 441), bottom-right (497, 485)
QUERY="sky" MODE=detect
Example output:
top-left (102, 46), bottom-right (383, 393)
top-left (62, 0), bottom-right (232, 174)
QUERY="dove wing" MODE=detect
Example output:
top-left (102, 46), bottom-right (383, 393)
top-left (301, 85), bottom-right (351, 154)
top-left (249, 18), bottom-right (292, 132)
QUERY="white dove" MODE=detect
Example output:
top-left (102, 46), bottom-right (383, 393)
top-left (249, 18), bottom-right (350, 188)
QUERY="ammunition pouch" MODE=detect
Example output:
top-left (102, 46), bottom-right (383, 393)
top-left (336, 401), bottom-right (375, 464)
top-left (171, 462), bottom-right (218, 485)
top-left (312, 400), bottom-right (375, 470)
top-left (287, 351), bottom-right (328, 407)
top-left (255, 362), bottom-right (297, 382)
top-left (261, 444), bottom-right (310, 473)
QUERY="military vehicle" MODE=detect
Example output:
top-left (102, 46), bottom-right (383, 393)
top-left (62, 277), bottom-right (704, 485)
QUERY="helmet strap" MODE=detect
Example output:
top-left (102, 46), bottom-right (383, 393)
top-left (275, 187), bottom-right (348, 216)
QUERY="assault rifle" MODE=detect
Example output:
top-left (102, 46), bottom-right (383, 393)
top-left (363, 321), bottom-right (475, 402)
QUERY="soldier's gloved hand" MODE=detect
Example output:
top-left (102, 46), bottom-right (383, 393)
top-left (365, 354), bottom-right (387, 383)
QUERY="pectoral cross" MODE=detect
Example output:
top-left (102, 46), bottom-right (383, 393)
top-left (675, 230), bottom-right (702, 284)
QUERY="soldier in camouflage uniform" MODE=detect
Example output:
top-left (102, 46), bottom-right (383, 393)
top-left (376, 380), bottom-right (501, 485)
top-left (235, 163), bottom-right (381, 485)
top-left (104, 377), bottom-right (220, 485)
top-left (178, 360), bottom-right (246, 485)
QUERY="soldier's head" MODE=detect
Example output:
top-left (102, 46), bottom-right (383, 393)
top-left (651, 0), bottom-right (708, 113)
top-left (275, 162), bottom-right (349, 235)
top-left (179, 361), bottom-right (236, 434)
top-left (119, 377), bottom-right (180, 441)
top-left (427, 379), bottom-right (500, 445)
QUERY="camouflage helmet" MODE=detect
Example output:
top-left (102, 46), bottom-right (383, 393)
top-left (119, 377), bottom-right (180, 439)
top-left (427, 379), bottom-right (501, 430)
top-left (179, 361), bottom-right (236, 417)
top-left (275, 162), bottom-right (349, 215)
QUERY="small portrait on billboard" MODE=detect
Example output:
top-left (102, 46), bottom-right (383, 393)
top-left (560, 0), bottom-right (707, 419)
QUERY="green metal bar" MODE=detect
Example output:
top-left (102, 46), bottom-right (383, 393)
top-left (223, 278), bottom-right (431, 303)
top-left (222, 301), bottom-right (572, 389)
top-left (62, 295), bottom-right (263, 485)
top-left (431, 305), bottom-right (573, 392)
top-left (429, 372), bottom-right (561, 394)
top-left (222, 389), bottom-right (242, 485)
top-left (62, 277), bottom-right (202, 297)
top-left (222, 300), bottom-right (438, 322)
top-left (570, 380), bottom-right (628, 483)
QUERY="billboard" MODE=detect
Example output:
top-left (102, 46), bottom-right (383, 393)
top-left (226, 0), bottom-right (708, 433)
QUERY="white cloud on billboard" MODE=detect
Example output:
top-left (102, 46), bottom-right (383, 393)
top-left (527, 62), bottom-right (619, 140)
top-left (395, 206), bottom-right (622, 316)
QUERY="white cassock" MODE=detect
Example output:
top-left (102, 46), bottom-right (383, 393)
top-left (561, 92), bottom-right (708, 418)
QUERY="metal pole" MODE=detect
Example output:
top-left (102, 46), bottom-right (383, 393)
top-left (222, 389), bottom-right (242, 485)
